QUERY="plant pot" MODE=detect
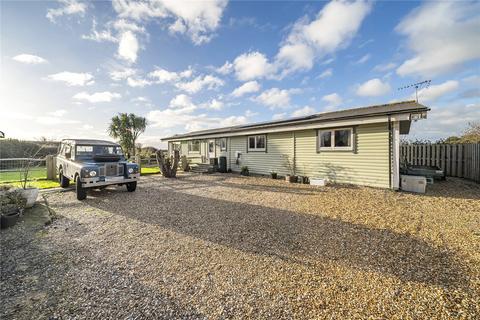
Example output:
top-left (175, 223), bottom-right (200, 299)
top-left (271, 173), bottom-right (277, 179)
top-left (1, 209), bottom-right (20, 229)
top-left (286, 175), bottom-right (297, 183)
top-left (20, 188), bottom-right (39, 208)
top-left (300, 176), bottom-right (309, 184)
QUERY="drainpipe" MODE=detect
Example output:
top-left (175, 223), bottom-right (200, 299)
top-left (388, 115), bottom-right (392, 189)
top-left (293, 131), bottom-right (296, 176)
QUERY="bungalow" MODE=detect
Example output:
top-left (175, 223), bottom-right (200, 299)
top-left (161, 101), bottom-right (429, 189)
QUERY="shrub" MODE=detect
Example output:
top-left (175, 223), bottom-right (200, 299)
top-left (240, 166), bottom-right (249, 176)
top-left (0, 190), bottom-right (27, 215)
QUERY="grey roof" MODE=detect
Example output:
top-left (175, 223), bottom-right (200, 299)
top-left (162, 100), bottom-right (429, 141)
top-left (61, 139), bottom-right (120, 146)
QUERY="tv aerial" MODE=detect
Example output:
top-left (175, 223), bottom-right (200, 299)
top-left (398, 80), bottom-right (431, 102)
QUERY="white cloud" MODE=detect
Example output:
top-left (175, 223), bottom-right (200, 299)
top-left (48, 109), bottom-right (67, 117)
top-left (202, 99), bottom-right (224, 111)
top-left (291, 106), bottom-right (316, 117)
top-left (234, 51), bottom-right (273, 81)
top-left (231, 81), bottom-right (261, 97)
top-left (127, 77), bottom-right (151, 87)
top-left (274, 0), bottom-right (372, 76)
top-left (255, 88), bottom-right (295, 109)
top-left (113, 19), bottom-right (146, 33)
top-left (82, 19), bottom-right (118, 43)
top-left (169, 94), bottom-right (196, 111)
top-left (416, 80), bottom-right (459, 102)
top-left (317, 68), bottom-right (333, 79)
top-left (73, 91), bottom-right (121, 103)
top-left (175, 75), bottom-right (224, 94)
top-left (112, 0), bottom-right (228, 45)
top-left (322, 93), bottom-right (343, 107)
top-left (355, 53), bottom-right (371, 64)
top-left (37, 117), bottom-right (80, 125)
top-left (216, 61), bottom-right (233, 75)
top-left (118, 31), bottom-right (139, 63)
top-left (110, 67), bottom-right (137, 81)
top-left (46, 72), bottom-right (94, 86)
top-left (12, 54), bottom-right (48, 65)
top-left (148, 67), bottom-right (192, 83)
top-left (396, 1), bottom-right (480, 77)
top-left (221, 115), bottom-right (248, 127)
top-left (272, 113), bottom-right (287, 120)
top-left (373, 62), bottom-right (397, 72)
top-left (356, 78), bottom-right (391, 97)
top-left (46, 0), bottom-right (87, 22)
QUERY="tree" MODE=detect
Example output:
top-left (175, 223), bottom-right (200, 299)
top-left (108, 113), bottom-right (147, 157)
top-left (461, 121), bottom-right (480, 143)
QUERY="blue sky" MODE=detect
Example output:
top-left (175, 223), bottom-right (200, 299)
top-left (1, 0), bottom-right (479, 147)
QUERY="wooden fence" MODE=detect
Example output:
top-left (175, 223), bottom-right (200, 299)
top-left (400, 143), bottom-right (480, 182)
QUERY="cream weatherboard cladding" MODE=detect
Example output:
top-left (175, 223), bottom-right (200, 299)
top-left (295, 123), bottom-right (390, 188)
top-left (228, 123), bottom-right (390, 188)
top-left (229, 132), bottom-right (294, 176)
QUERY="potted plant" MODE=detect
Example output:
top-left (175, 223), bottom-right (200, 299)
top-left (270, 171), bottom-right (277, 179)
top-left (283, 155), bottom-right (297, 183)
top-left (299, 176), bottom-right (309, 184)
top-left (0, 191), bottom-right (27, 229)
top-left (18, 159), bottom-right (40, 208)
top-left (240, 166), bottom-right (249, 176)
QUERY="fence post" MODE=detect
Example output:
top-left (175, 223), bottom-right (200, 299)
top-left (46, 155), bottom-right (56, 180)
top-left (135, 155), bottom-right (142, 173)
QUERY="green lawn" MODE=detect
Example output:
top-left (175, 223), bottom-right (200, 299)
top-left (0, 167), bottom-right (160, 190)
top-left (141, 167), bottom-right (160, 175)
top-left (2, 180), bottom-right (60, 189)
top-left (0, 168), bottom-right (47, 183)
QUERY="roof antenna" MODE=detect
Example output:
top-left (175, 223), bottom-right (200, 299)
top-left (398, 80), bottom-right (431, 102)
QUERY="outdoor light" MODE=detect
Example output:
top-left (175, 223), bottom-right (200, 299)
top-left (128, 168), bottom-right (134, 174)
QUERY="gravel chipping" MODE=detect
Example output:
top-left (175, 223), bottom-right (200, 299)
top-left (1, 173), bottom-right (479, 319)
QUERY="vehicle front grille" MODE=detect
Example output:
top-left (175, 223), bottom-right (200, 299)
top-left (118, 165), bottom-right (124, 175)
top-left (99, 166), bottom-right (105, 176)
top-left (105, 163), bottom-right (117, 176)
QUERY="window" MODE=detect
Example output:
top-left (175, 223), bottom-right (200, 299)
top-left (219, 138), bottom-right (227, 151)
top-left (188, 140), bottom-right (200, 153)
top-left (208, 141), bottom-right (214, 153)
top-left (247, 135), bottom-right (266, 151)
top-left (318, 128), bottom-right (353, 151)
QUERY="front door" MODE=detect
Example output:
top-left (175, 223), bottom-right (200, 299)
top-left (208, 139), bottom-right (215, 160)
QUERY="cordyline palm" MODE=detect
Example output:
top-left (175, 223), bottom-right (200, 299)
top-left (108, 113), bottom-right (147, 157)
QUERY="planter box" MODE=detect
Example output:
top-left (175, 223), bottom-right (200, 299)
top-left (310, 178), bottom-right (326, 186)
top-left (401, 175), bottom-right (426, 193)
top-left (20, 188), bottom-right (39, 208)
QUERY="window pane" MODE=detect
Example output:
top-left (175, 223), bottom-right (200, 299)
top-left (220, 138), bottom-right (226, 150)
top-left (249, 137), bottom-right (255, 149)
top-left (256, 135), bottom-right (265, 149)
top-left (320, 131), bottom-right (331, 147)
top-left (193, 141), bottom-right (200, 151)
top-left (335, 129), bottom-right (351, 147)
top-left (209, 142), bottom-right (214, 152)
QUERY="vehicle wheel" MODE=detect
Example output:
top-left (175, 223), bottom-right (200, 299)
top-left (59, 168), bottom-right (70, 188)
top-left (126, 181), bottom-right (137, 192)
top-left (76, 176), bottom-right (87, 200)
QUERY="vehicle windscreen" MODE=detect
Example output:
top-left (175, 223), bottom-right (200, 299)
top-left (75, 145), bottom-right (124, 160)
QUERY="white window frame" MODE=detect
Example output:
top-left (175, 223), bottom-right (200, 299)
top-left (247, 135), bottom-right (266, 152)
top-left (188, 140), bottom-right (200, 153)
top-left (219, 138), bottom-right (227, 151)
top-left (318, 127), bottom-right (354, 151)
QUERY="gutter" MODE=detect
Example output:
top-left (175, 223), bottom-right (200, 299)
top-left (162, 107), bottom-right (430, 141)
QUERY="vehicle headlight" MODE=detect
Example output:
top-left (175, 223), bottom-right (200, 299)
top-left (128, 168), bottom-right (134, 174)
top-left (89, 171), bottom-right (97, 177)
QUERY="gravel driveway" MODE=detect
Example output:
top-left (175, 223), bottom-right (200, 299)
top-left (1, 173), bottom-right (479, 319)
